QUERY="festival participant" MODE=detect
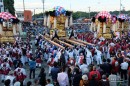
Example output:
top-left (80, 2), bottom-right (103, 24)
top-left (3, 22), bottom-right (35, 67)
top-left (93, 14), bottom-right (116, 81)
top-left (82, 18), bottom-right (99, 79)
top-left (86, 48), bottom-right (93, 65)
top-left (51, 29), bottom-right (59, 40)
top-left (78, 53), bottom-right (84, 65)
top-left (47, 55), bottom-right (55, 75)
top-left (95, 47), bottom-right (102, 65)
top-left (0, 58), bottom-right (11, 82)
top-left (5, 71), bottom-right (16, 86)
top-left (36, 57), bottom-right (42, 68)
top-left (14, 63), bottom-right (26, 86)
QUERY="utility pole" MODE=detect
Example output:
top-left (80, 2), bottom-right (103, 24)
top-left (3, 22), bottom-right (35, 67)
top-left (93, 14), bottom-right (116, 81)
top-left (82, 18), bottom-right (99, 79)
top-left (42, 0), bottom-right (45, 17)
top-left (34, 9), bottom-right (35, 20)
top-left (23, 0), bottom-right (25, 11)
top-left (119, 0), bottom-right (121, 15)
top-left (88, 7), bottom-right (91, 19)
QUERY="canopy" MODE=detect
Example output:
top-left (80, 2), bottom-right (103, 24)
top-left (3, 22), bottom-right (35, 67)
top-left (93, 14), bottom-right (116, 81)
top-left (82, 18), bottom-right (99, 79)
top-left (96, 11), bottom-right (111, 19)
top-left (118, 14), bottom-right (128, 20)
top-left (54, 6), bottom-right (66, 16)
top-left (0, 12), bottom-right (16, 20)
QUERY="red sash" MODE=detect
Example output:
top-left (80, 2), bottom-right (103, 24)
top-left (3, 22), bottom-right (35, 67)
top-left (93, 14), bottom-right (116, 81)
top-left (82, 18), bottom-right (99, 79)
top-left (36, 58), bottom-right (42, 63)
top-left (48, 58), bottom-right (54, 66)
top-left (79, 56), bottom-right (84, 64)
top-left (14, 68), bottom-right (26, 81)
top-left (0, 65), bottom-right (10, 75)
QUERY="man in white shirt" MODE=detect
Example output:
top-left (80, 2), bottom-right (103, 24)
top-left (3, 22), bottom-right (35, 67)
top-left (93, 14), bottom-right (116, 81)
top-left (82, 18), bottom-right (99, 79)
top-left (57, 67), bottom-right (69, 86)
top-left (86, 48), bottom-right (93, 65)
top-left (120, 59), bottom-right (128, 80)
top-left (95, 47), bottom-right (102, 65)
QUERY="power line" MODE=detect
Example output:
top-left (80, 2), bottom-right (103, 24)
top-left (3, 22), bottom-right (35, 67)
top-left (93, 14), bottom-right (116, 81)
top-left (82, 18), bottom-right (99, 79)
top-left (15, 8), bottom-right (43, 9)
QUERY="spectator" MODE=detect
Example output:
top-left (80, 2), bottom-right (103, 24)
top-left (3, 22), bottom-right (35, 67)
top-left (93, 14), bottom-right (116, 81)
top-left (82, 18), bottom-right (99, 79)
top-left (99, 74), bottom-right (109, 86)
top-left (46, 79), bottom-right (54, 86)
top-left (79, 75), bottom-right (89, 86)
top-left (67, 67), bottom-right (73, 86)
top-left (89, 74), bottom-right (99, 86)
top-left (120, 59), bottom-right (128, 80)
top-left (29, 58), bottom-right (36, 79)
top-left (89, 66), bottom-right (101, 80)
top-left (14, 81), bottom-right (21, 86)
top-left (33, 78), bottom-right (40, 86)
top-left (73, 68), bottom-right (82, 86)
top-left (51, 62), bottom-right (60, 84)
top-left (108, 70), bottom-right (120, 86)
top-left (4, 79), bottom-right (10, 86)
top-left (38, 68), bottom-right (46, 86)
top-left (27, 81), bottom-right (32, 86)
top-left (57, 66), bottom-right (69, 86)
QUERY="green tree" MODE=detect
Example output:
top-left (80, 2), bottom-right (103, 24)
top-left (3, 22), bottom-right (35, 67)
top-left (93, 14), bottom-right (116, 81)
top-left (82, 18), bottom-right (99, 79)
top-left (3, 0), bottom-right (15, 16)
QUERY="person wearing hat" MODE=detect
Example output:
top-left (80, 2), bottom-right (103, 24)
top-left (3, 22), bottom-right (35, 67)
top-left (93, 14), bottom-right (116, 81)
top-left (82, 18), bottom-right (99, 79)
top-left (79, 75), bottom-right (89, 86)
top-left (5, 70), bottom-right (16, 86)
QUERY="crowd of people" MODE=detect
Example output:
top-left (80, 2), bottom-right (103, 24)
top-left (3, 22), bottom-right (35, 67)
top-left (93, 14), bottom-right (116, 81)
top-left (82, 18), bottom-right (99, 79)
top-left (0, 25), bottom-right (130, 86)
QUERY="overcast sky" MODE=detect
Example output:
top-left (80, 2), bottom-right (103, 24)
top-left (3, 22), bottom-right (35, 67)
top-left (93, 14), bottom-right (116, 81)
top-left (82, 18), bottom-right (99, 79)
top-left (14, 0), bottom-right (130, 14)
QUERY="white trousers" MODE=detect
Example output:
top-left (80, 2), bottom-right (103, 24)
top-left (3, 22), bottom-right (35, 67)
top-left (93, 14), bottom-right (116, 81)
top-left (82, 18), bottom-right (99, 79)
top-left (48, 66), bottom-right (52, 74)
top-left (96, 56), bottom-right (102, 65)
top-left (86, 57), bottom-right (91, 65)
top-left (36, 63), bottom-right (41, 67)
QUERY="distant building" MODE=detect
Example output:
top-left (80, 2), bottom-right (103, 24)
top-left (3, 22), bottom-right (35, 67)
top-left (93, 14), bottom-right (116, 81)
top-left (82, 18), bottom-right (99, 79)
top-left (0, 0), bottom-right (4, 12)
top-left (16, 11), bottom-right (24, 21)
top-left (24, 10), bottom-right (32, 22)
top-left (16, 10), bottom-right (32, 22)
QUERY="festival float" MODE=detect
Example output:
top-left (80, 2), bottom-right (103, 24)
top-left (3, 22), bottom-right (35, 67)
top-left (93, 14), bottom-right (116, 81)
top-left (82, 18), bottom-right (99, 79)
top-left (0, 12), bottom-right (20, 43)
top-left (43, 6), bottom-right (93, 49)
top-left (117, 14), bottom-right (129, 32)
top-left (44, 6), bottom-right (73, 37)
top-left (95, 11), bottom-right (112, 39)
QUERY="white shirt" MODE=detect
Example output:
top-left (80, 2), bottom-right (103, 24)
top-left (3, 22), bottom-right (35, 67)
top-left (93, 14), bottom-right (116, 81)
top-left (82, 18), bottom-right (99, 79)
top-left (121, 62), bottom-right (128, 70)
top-left (80, 64), bottom-right (88, 73)
top-left (46, 84), bottom-right (54, 86)
top-left (5, 75), bottom-right (15, 86)
top-left (68, 51), bottom-right (74, 58)
top-left (57, 72), bottom-right (69, 86)
top-left (14, 67), bottom-right (26, 76)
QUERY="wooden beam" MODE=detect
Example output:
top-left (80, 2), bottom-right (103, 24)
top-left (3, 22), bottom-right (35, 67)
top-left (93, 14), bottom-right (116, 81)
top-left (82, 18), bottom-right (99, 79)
top-left (54, 39), bottom-right (74, 48)
top-left (43, 37), bottom-right (65, 50)
top-left (63, 38), bottom-right (86, 47)
top-left (72, 39), bottom-right (95, 46)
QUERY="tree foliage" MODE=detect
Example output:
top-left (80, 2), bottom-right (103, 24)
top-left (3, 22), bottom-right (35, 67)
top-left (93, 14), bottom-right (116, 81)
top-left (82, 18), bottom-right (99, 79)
top-left (3, 0), bottom-right (15, 16)
top-left (34, 10), bottom-right (130, 20)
